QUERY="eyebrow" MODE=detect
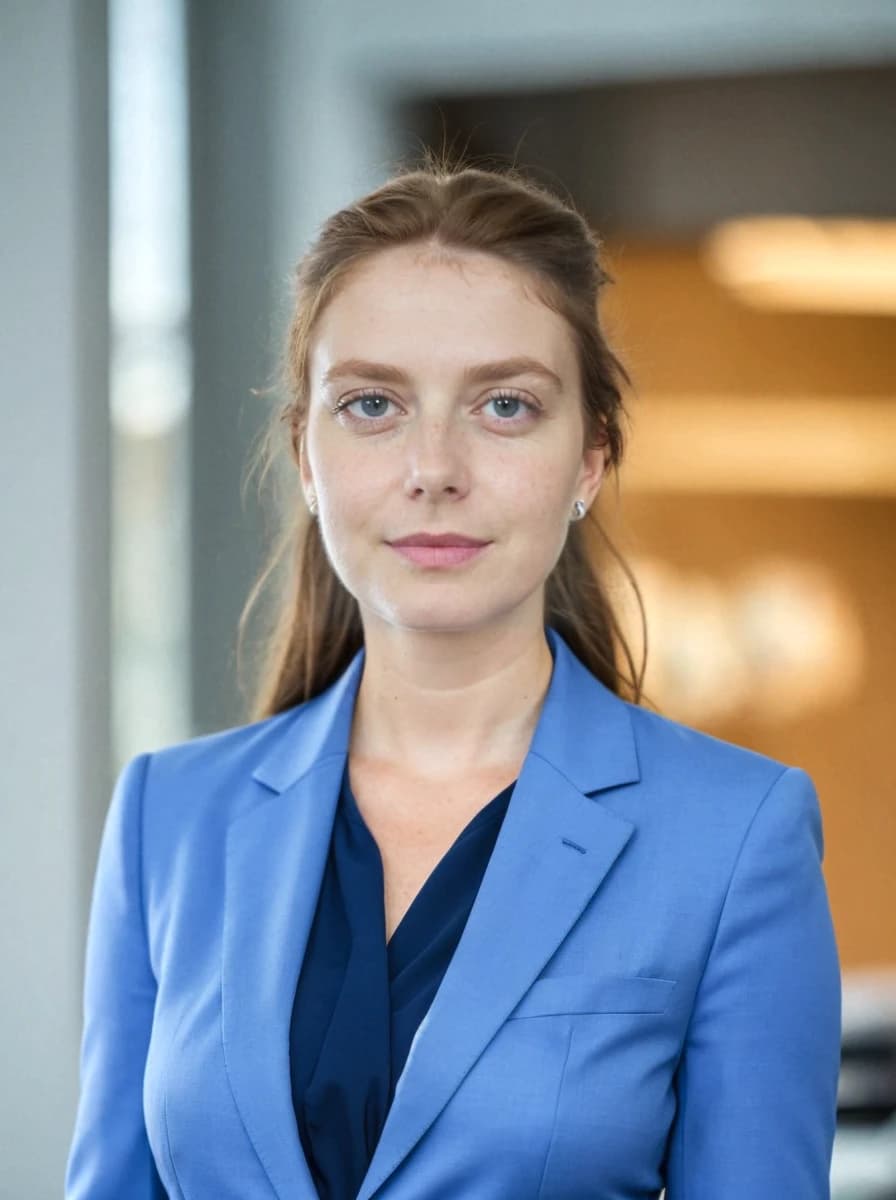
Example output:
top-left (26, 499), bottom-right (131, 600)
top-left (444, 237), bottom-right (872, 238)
top-left (320, 355), bottom-right (564, 390)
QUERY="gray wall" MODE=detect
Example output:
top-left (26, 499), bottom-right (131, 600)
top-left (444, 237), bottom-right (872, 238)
top-left (187, 0), bottom-right (281, 735)
top-left (0, 2), bottom-right (110, 1195)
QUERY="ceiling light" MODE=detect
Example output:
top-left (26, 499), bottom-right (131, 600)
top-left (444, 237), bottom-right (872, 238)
top-left (702, 216), bottom-right (896, 314)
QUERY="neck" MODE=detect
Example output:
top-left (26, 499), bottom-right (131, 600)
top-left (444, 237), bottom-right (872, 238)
top-left (348, 618), bottom-right (554, 781)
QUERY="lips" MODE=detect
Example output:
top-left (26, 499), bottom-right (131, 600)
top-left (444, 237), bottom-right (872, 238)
top-left (388, 533), bottom-right (490, 548)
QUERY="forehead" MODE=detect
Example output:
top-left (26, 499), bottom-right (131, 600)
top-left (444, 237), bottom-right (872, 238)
top-left (310, 244), bottom-right (575, 381)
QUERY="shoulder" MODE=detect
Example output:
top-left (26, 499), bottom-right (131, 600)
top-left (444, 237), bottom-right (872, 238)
top-left (145, 704), bottom-right (300, 779)
top-left (627, 699), bottom-right (789, 791)
top-left (616, 699), bottom-right (821, 850)
top-left (595, 702), bottom-right (829, 939)
top-left (132, 702), bottom-right (309, 832)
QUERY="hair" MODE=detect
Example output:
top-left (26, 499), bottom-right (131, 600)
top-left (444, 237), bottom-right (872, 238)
top-left (237, 150), bottom-right (649, 721)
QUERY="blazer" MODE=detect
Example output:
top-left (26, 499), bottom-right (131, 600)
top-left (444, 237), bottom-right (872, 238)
top-left (65, 624), bottom-right (842, 1199)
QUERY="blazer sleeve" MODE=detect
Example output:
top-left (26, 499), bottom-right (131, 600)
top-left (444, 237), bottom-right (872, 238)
top-left (65, 752), bottom-right (168, 1199)
top-left (663, 765), bottom-right (842, 1199)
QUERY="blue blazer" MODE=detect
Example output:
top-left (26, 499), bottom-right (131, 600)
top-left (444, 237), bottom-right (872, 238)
top-left (66, 625), bottom-right (842, 1199)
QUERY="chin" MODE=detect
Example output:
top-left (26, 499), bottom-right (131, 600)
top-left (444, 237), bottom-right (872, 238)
top-left (364, 590), bottom-right (535, 636)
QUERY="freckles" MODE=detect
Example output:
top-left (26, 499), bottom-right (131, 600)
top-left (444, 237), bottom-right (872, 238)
top-left (340, 485), bottom-right (378, 520)
top-left (488, 461), bottom-right (552, 510)
top-left (524, 479), bottom-right (562, 515)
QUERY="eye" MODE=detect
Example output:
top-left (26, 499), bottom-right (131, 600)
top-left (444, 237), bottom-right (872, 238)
top-left (332, 390), bottom-right (398, 424)
top-left (481, 390), bottom-right (541, 424)
top-left (331, 387), bottom-right (542, 429)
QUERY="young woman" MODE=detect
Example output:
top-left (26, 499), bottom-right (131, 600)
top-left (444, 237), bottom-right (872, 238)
top-left (66, 160), bottom-right (842, 1199)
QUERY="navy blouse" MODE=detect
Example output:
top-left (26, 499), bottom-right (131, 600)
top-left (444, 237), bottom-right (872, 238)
top-left (289, 760), bottom-right (516, 1200)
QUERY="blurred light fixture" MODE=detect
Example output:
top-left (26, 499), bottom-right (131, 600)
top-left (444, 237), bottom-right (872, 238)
top-left (623, 396), bottom-right (896, 496)
top-left (732, 557), bottom-right (865, 721)
top-left (614, 557), bottom-right (750, 724)
top-left (702, 216), bottom-right (896, 314)
top-left (611, 555), bottom-right (865, 726)
top-left (111, 333), bottom-right (192, 439)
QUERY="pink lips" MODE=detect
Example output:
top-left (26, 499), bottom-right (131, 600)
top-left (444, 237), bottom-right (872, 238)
top-left (391, 543), bottom-right (490, 567)
top-left (389, 532), bottom-right (488, 547)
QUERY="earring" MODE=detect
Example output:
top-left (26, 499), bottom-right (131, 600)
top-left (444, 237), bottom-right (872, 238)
top-left (571, 499), bottom-right (586, 521)
top-left (307, 494), bottom-right (317, 517)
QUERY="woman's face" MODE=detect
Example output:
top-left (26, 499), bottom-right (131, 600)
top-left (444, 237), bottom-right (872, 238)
top-left (300, 243), bottom-right (606, 637)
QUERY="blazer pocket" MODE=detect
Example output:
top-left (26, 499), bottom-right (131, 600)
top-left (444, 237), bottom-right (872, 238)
top-left (507, 973), bottom-right (677, 1019)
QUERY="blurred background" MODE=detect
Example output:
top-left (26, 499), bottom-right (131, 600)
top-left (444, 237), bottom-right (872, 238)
top-left (2, 1), bottom-right (895, 1196)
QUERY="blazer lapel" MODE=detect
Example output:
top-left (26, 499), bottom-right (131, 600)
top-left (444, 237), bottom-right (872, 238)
top-left (221, 625), bottom-right (640, 1200)
top-left (221, 646), bottom-right (366, 1200)
top-left (221, 758), bottom-right (339, 1200)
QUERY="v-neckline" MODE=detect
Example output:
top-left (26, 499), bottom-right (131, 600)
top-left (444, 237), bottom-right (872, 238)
top-left (340, 768), bottom-right (515, 950)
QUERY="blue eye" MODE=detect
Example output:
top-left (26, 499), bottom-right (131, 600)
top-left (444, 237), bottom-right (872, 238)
top-left (484, 391), bottom-right (538, 421)
top-left (345, 392), bottom-right (393, 419)
top-left (333, 388), bottom-right (541, 427)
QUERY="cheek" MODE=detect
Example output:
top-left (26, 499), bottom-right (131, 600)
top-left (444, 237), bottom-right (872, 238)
top-left (313, 480), bottom-right (384, 591)
top-left (489, 434), bottom-right (572, 496)
top-left (496, 485), bottom-right (573, 586)
top-left (320, 465), bottom-right (383, 533)
top-left (517, 457), bottom-right (581, 551)
top-left (504, 465), bottom-right (572, 533)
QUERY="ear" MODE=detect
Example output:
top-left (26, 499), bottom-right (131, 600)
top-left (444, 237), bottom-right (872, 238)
top-left (296, 426), bottom-right (315, 501)
top-left (576, 434), bottom-right (608, 509)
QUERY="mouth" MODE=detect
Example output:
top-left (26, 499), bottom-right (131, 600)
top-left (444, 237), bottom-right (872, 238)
top-left (387, 532), bottom-right (490, 548)
top-left (387, 540), bottom-right (492, 569)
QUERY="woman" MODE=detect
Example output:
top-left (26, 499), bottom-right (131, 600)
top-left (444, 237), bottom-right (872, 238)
top-left (66, 160), bottom-right (842, 1199)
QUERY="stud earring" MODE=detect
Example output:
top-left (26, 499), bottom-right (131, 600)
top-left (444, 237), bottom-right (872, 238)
top-left (571, 499), bottom-right (586, 521)
top-left (307, 494), bottom-right (317, 517)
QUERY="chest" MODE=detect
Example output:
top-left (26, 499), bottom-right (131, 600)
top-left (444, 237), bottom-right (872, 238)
top-left (347, 758), bottom-right (518, 942)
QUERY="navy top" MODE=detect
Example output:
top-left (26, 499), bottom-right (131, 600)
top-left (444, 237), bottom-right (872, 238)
top-left (289, 761), bottom-right (516, 1200)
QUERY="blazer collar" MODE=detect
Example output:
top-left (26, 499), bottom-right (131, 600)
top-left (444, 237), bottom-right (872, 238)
top-left (227, 624), bottom-right (641, 1200)
top-left (251, 623), bottom-right (640, 797)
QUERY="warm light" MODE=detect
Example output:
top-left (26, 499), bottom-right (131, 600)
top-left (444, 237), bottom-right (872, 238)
top-left (702, 216), bottom-right (896, 314)
top-left (612, 555), bottom-right (866, 725)
top-left (623, 396), bottom-right (896, 496)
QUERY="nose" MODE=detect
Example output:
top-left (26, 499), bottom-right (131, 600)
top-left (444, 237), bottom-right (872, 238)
top-left (401, 412), bottom-right (471, 503)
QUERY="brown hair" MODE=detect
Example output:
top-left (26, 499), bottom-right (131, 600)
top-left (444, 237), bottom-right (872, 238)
top-left (238, 152), bottom-right (648, 720)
